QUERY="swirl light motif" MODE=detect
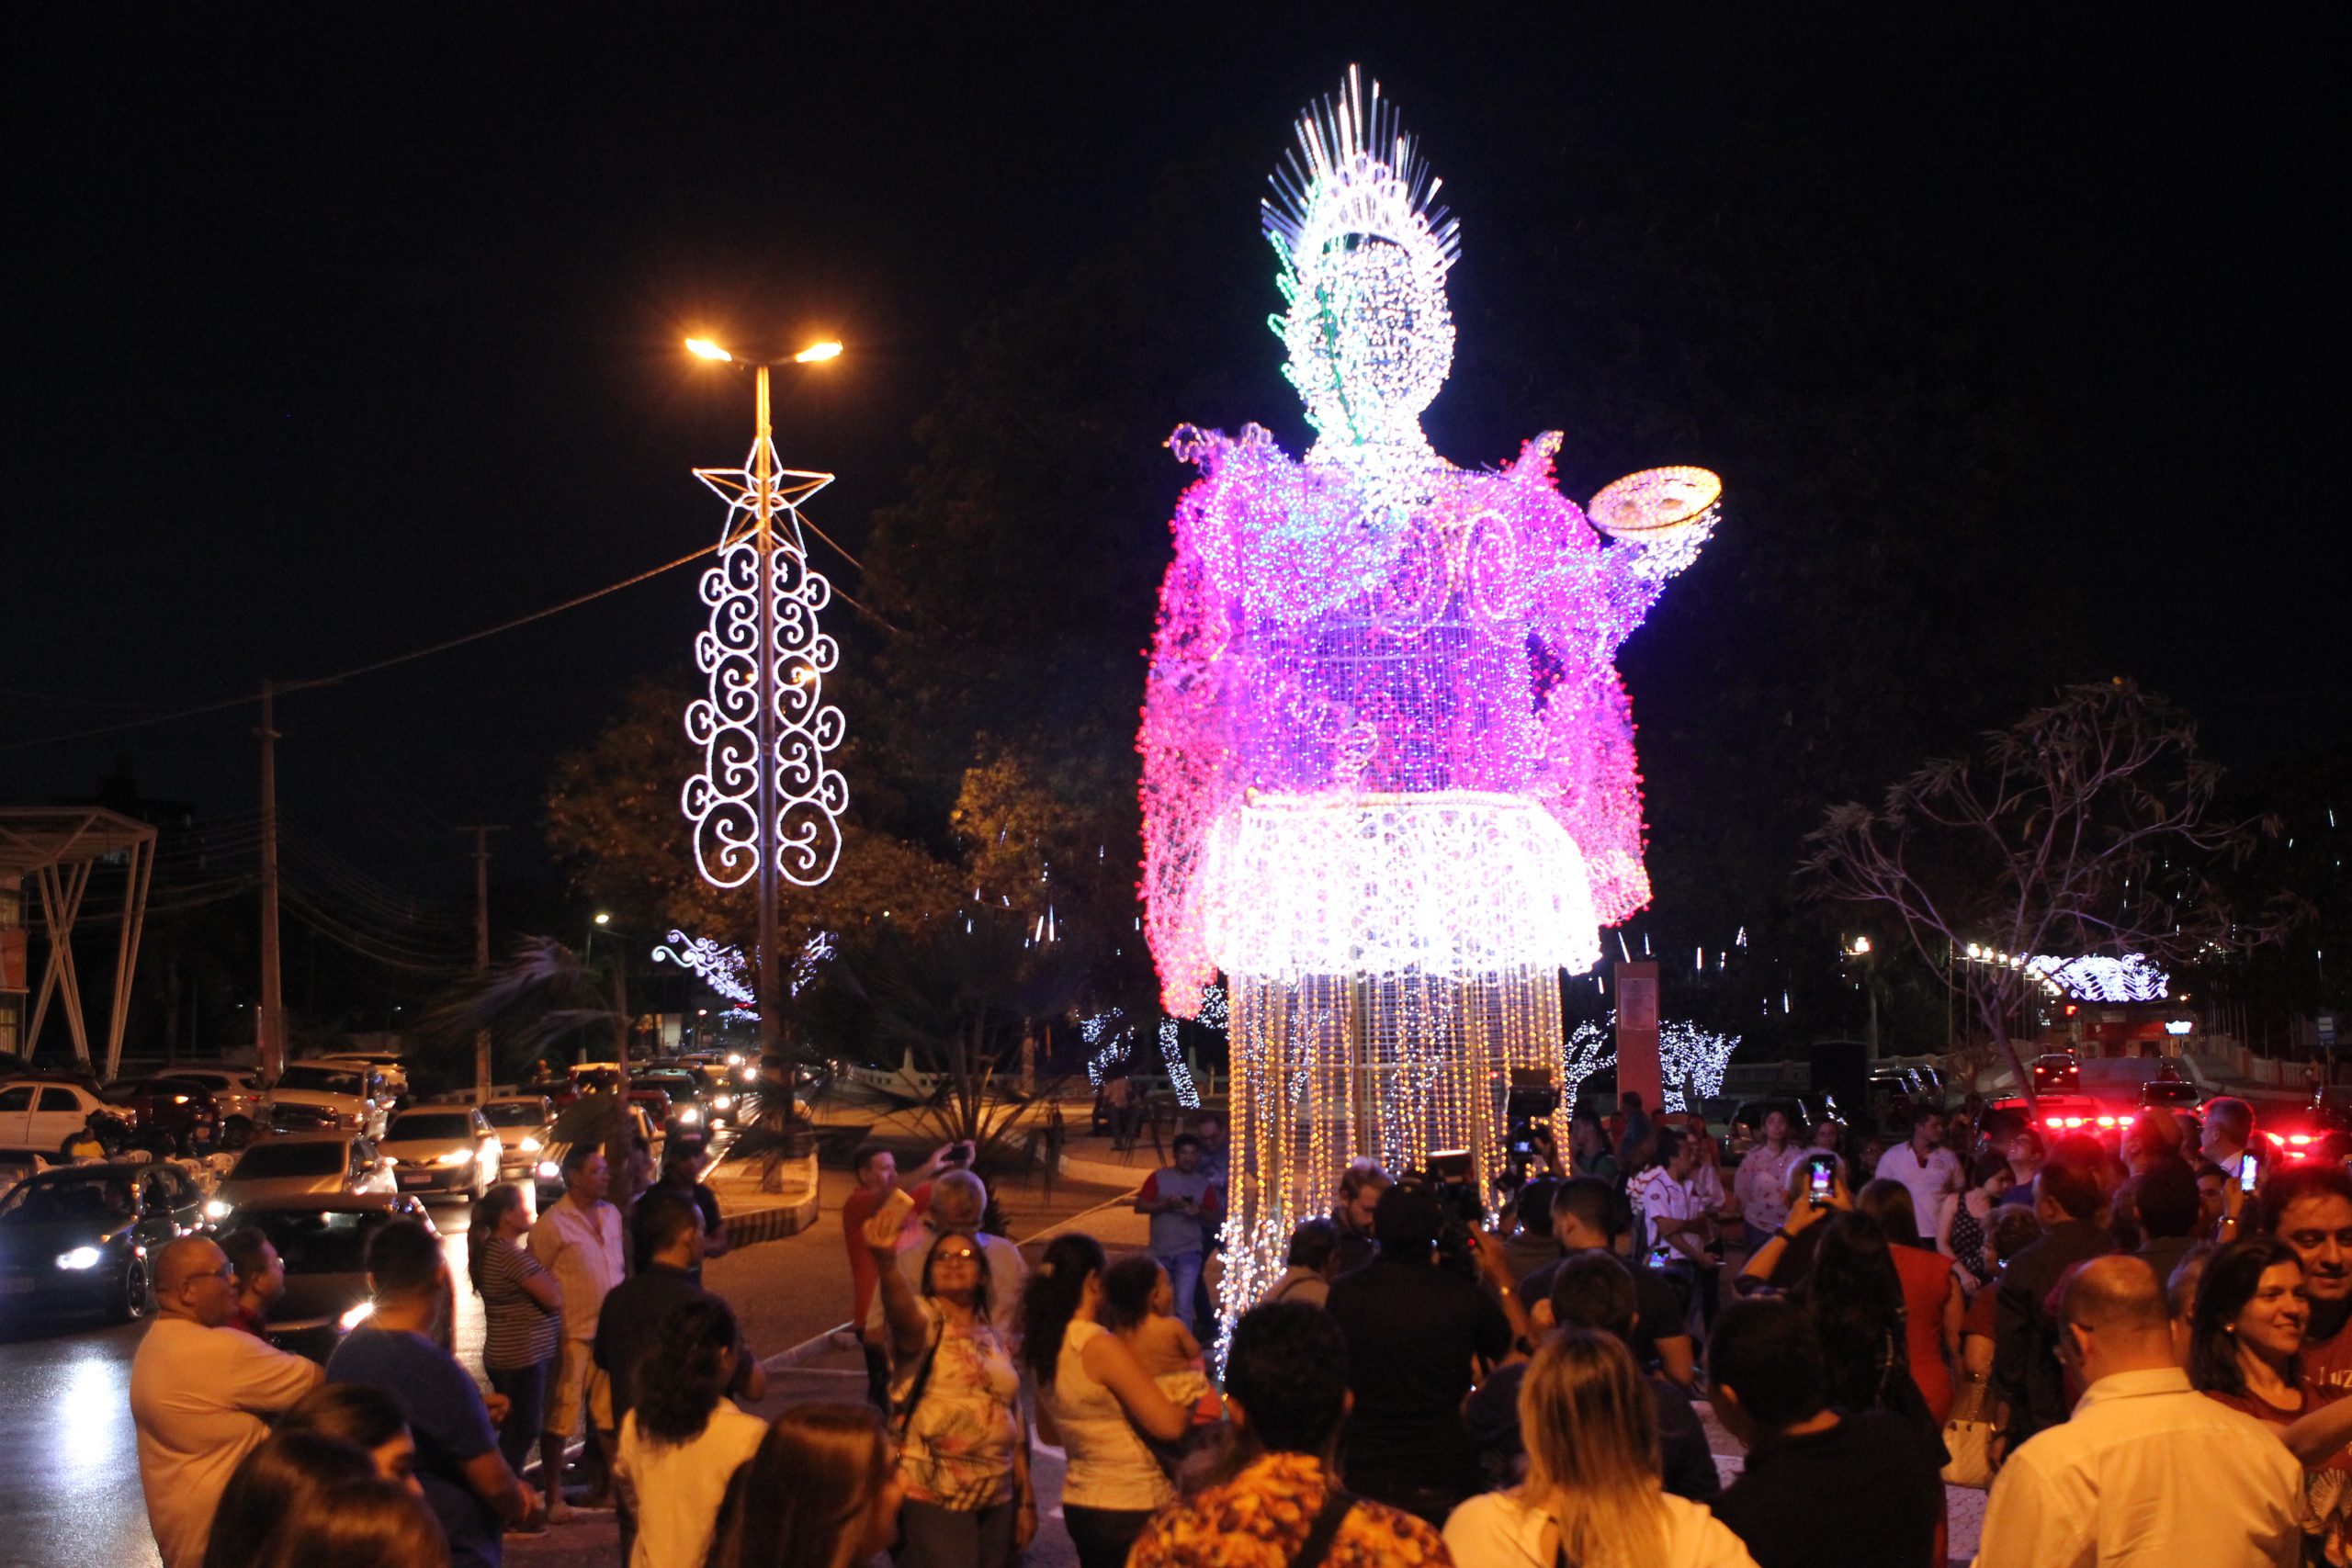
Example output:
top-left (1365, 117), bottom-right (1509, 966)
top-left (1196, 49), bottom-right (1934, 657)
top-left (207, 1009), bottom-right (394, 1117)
top-left (1140, 71), bottom-right (1720, 1345)
top-left (650, 930), bottom-right (756, 1008)
top-left (681, 445), bottom-right (848, 890)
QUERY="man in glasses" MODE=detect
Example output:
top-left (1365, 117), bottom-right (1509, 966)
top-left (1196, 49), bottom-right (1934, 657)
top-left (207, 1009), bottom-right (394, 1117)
top-left (130, 1236), bottom-right (324, 1568)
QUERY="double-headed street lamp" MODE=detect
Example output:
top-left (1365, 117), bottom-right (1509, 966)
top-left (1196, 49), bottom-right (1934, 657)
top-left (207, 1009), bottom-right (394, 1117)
top-left (680, 336), bottom-right (849, 1061)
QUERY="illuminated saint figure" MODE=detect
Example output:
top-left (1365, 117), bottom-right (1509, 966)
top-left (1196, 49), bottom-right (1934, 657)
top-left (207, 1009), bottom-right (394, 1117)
top-left (1137, 69), bottom-right (1720, 1327)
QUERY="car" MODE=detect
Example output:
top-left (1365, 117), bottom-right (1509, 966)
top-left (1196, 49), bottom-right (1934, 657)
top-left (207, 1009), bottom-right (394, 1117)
top-left (310, 1052), bottom-right (411, 1105)
top-left (480, 1096), bottom-right (554, 1179)
top-left (269, 1063), bottom-right (391, 1140)
top-left (0, 1077), bottom-right (116, 1158)
top-left (377, 1107), bottom-right (503, 1200)
top-left (0, 1162), bottom-right (209, 1325)
top-left (634, 1069), bottom-right (711, 1131)
top-left (208, 1131), bottom-right (395, 1217)
top-left (101, 1077), bottom-right (223, 1155)
top-left (219, 1193), bottom-right (435, 1360)
top-left (531, 1104), bottom-right (664, 1211)
top-left (2032, 1052), bottom-right (2082, 1095)
top-left (163, 1069), bottom-right (271, 1132)
top-left (2140, 1077), bottom-right (2200, 1110)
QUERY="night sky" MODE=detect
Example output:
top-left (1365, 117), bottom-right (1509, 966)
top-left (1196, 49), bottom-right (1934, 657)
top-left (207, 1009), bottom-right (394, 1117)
top-left (6, 7), bottom-right (2338, 902)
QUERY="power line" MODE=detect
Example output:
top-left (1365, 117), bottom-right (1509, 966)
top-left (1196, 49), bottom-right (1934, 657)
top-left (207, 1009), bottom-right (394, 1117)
top-left (0, 537), bottom-right (723, 753)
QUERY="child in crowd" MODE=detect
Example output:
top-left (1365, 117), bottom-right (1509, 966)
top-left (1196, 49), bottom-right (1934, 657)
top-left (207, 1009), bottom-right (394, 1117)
top-left (1098, 1255), bottom-right (1220, 1461)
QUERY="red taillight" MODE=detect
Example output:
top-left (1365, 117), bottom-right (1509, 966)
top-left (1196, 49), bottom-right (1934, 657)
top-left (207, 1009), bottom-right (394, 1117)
top-left (2290, 1134), bottom-right (2315, 1145)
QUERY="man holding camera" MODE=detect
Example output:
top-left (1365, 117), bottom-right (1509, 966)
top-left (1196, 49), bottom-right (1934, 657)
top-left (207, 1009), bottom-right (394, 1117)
top-left (1136, 1133), bottom-right (1222, 1335)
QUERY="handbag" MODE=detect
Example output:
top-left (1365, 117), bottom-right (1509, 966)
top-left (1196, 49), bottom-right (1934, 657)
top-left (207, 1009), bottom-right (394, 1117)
top-left (1940, 1372), bottom-right (1997, 1488)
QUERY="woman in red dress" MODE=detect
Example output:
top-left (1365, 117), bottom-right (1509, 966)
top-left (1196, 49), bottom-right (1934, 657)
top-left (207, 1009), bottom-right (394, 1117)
top-left (1857, 1179), bottom-right (1962, 1423)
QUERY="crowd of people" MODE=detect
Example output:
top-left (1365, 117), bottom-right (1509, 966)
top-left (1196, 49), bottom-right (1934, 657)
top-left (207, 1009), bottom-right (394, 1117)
top-left (124, 1080), bottom-right (2352, 1568)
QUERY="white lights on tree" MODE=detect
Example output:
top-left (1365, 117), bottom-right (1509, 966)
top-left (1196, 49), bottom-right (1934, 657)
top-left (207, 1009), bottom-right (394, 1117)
top-left (680, 446), bottom-right (848, 891)
top-left (1657, 1020), bottom-right (1739, 1112)
top-left (1560, 1020), bottom-right (1617, 1124)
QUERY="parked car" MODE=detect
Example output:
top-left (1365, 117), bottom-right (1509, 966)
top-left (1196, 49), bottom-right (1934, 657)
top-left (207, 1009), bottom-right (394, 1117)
top-left (162, 1069), bottom-right (270, 1133)
top-left (378, 1107), bottom-right (503, 1200)
top-left (219, 1193), bottom-right (434, 1360)
top-left (480, 1096), bottom-right (554, 1179)
top-left (268, 1064), bottom-right (390, 1140)
top-left (310, 1052), bottom-right (410, 1106)
top-left (0, 1077), bottom-right (116, 1158)
top-left (0, 1161), bottom-right (208, 1325)
top-left (268, 1099), bottom-right (344, 1134)
top-left (208, 1131), bottom-right (394, 1217)
top-left (101, 1077), bottom-right (223, 1155)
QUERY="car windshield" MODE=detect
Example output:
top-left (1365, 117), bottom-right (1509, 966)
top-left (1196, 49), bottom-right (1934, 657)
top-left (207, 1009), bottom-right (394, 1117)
top-left (482, 1103), bottom-right (546, 1127)
top-left (278, 1066), bottom-right (365, 1096)
top-left (234, 1208), bottom-right (389, 1273)
top-left (389, 1112), bottom-right (472, 1141)
top-left (231, 1142), bottom-right (345, 1179)
top-left (0, 1172), bottom-right (139, 1224)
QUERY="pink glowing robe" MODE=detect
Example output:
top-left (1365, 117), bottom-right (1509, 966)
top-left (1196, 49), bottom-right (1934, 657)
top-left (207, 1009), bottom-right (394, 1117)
top-left (1140, 424), bottom-right (1674, 1013)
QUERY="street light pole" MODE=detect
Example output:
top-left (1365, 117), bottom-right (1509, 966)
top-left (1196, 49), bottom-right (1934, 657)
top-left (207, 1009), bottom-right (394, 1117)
top-left (752, 361), bottom-right (781, 1063)
top-left (681, 334), bottom-right (848, 1070)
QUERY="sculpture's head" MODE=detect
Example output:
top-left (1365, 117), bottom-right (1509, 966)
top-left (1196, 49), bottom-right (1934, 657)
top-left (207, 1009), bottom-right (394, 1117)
top-left (1266, 68), bottom-right (1458, 459)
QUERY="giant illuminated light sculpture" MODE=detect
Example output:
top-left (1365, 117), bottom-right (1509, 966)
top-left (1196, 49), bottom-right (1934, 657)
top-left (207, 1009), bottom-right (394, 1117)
top-left (1138, 69), bottom-right (1721, 1320)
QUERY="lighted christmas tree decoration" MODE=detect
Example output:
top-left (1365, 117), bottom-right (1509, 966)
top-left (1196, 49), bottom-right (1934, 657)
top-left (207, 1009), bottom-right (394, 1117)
top-left (1138, 67), bottom-right (1721, 1331)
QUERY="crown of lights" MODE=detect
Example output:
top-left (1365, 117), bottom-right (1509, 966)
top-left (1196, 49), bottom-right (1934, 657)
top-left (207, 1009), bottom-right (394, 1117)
top-left (1265, 67), bottom-right (1459, 466)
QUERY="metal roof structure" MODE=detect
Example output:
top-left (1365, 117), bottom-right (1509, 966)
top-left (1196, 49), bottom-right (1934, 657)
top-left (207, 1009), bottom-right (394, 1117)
top-left (0, 806), bottom-right (158, 1077)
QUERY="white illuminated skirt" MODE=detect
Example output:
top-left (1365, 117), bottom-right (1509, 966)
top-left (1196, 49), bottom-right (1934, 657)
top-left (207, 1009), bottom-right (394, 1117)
top-left (1195, 789), bottom-right (1603, 982)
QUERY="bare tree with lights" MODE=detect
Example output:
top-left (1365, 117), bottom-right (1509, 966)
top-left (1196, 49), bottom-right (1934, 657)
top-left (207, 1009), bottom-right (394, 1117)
top-left (1802, 681), bottom-right (2290, 1105)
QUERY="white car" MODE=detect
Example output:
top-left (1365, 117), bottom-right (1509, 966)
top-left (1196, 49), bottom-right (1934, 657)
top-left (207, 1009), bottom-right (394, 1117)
top-left (269, 1064), bottom-right (390, 1140)
top-left (162, 1069), bottom-right (270, 1128)
top-left (480, 1096), bottom-right (555, 1179)
top-left (209, 1131), bottom-right (396, 1216)
top-left (0, 1078), bottom-right (112, 1157)
top-left (378, 1107), bottom-right (503, 1200)
top-left (311, 1053), bottom-right (410, 1103)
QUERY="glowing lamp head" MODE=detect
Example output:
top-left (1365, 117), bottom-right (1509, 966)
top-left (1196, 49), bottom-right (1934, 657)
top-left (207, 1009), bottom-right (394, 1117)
top-left (793, 340), bottom-right (842, 364)
top-left (684, 337), bottom-right (734, 363)
top-left (594, 913), bottom-right (611, 926)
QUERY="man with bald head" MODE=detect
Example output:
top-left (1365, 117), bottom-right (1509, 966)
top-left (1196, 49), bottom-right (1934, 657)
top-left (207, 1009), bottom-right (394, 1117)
top-left (1976, 1254), bottom-right (2299, 1565)
top-left (130, 1236), bottom-right (324, 1567)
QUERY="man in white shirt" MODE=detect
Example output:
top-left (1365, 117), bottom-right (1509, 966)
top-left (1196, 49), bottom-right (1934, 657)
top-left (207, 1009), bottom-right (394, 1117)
top-left (529, 1144), bottom-right (627, 1516)
top-left (1630, 1128), bottom-right (1707, 1268)
top-left (130, 1235), bottom-right (324, 1568)
top-left (1873, 1109), bottom-right (1962, 1230)
top-left (1974, 1254), bottom-right (2299, 1566)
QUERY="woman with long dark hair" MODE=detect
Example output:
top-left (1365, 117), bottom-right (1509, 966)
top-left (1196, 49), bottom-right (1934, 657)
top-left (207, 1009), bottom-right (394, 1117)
top-left (1934, 1150), bottom-right (2014, 1294)
top-left (1018, 1235), bottom-right (1195, 1568)
top-left (1797, 1210), bottom-right (1947, 1464)
top-left (465, 1181), bottom-right (560, 1494)
top-left (705, 1403), bottom-right (902, 1568)
top-left (2190, 1236), bottom-right (2352, 1562)
top-left (205, 1429), bottom-right (381, 1568)
top-left (870, 1213), bottom-right (1030, 1568)
top-left (613, 1295), bottom-right (767, 1568)
top-left (1855, 1179), bottom-right (1962, 1423)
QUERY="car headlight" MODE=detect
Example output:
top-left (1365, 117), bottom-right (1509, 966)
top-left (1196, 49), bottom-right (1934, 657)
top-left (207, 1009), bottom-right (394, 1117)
top-left (436, 1149), bottom-right (473, 1167)
top-left (725, 1053), bottom-right (743, 1066)
top-left (712, 1095), bottom-right (731, 1111)
top-left (518, 1136), bottom-right (541, 1153)
top-left (677, 1108), bottom-right (700, 1124)
top-left (338, 1300), bottom-right (376, 1331)
top-left (204, 1200), bottom-right (232, 1221)
top-left (55, 1247), bottom-right (104, 1270)
top-left (536, 1160), bottom-right (560, 1179)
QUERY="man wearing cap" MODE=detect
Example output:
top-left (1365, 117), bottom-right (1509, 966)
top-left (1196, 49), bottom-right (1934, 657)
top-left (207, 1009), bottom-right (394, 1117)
top-left (1324, 1181), bottom-right (1515, 1527)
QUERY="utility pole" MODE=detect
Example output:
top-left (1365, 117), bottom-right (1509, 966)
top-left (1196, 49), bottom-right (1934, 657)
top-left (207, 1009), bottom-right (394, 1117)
top-left (457, 826), bottom-right (505, 1105)
top-left (256, 682), bottom-right (286, 1082)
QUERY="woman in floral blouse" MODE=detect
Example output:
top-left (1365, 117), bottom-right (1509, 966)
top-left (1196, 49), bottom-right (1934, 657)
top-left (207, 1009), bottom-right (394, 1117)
top-left (869, 1206), bottom-right (1032, 1568)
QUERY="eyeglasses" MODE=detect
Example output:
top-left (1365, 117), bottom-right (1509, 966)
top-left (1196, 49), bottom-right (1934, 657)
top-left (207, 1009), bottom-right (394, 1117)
top-left (933, 1248), bottom-right (981, 1263)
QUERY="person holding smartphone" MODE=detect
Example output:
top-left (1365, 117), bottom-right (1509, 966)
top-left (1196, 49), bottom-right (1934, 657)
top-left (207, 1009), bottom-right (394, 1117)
top-left (1736, 1154), bottom-right (1850, 1298)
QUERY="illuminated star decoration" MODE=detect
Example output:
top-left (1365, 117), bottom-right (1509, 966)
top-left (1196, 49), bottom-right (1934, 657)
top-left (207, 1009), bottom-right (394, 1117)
top-left (680, 441), bottom-right (849, 892)
top-left (1136, 68), bottom-right (1721, 1346)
